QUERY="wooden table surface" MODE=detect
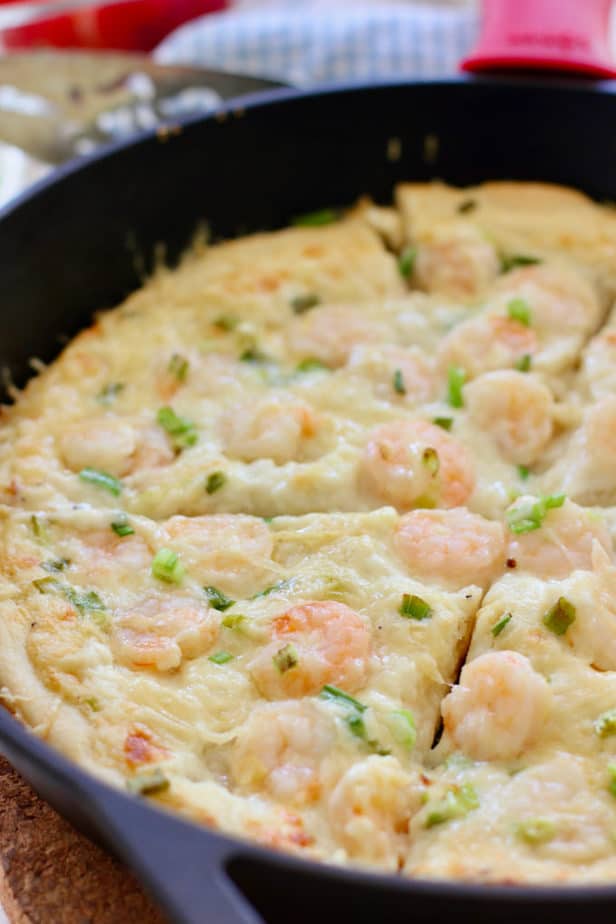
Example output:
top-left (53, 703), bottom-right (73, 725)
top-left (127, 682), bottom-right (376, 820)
top-left (0, 757), bottom-right (166, 923)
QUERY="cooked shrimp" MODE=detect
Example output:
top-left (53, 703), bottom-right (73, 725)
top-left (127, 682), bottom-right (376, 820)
top-left (328, 756), bottom-right (423, 867)
top-left (506, 498), bottom-right (612, 579)
top-left (465, 370), bottom-right (554, 464)
top-left (249, 601), bottom-right (371, 699)
top-left (164, 514), bottom-right (273, 597)
top-left (492, 263), bottom-right (601, 339)
top-left (437, 314), bottom-right (538, 380)
top-left (112, 595), bottom-right (218, 671)
top-left (413, 223), bottom-right (500, 300)
top-left (347, 344), bottom-right (435, 403)
top-left (230, 700), bottom-right (336, 805)
top-left (220, 397), bottom-right (318, 464)
top-left (286, 304), bottom-right (390, 369)
top-left (441, 650), bottom-right (552, 761)
top-left (395, 508), bottom-right (505, 589)
top-left (60, 416), bottom-right (174, 477)
top-left (565, 544), bottom-right (616, 672)
top-left (64, 529), bottom-right (152, 584)
top-left (360, 420), bottom-right (475, 510)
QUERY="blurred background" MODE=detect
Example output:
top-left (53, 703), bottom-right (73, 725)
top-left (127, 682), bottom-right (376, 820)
top-left (0, 0), bottom-right (479, 204)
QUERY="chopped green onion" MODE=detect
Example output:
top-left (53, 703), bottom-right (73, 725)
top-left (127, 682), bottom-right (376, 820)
top-left (296, 358), bottom-right (327, 373)
top-left (84, 697), bottom-right (101, 712)
top-left (34, 577), bottom-right (106, 618)
top-left (273, 643), bottom-right (299, 674)
top-left (151, 548), bottom-right (185, 584)
top-left (204, 585), bottom-right (234, 611)
top-left (517, 465), bottom-right (530, 481)
top-left (507, 298), bottom-right (532, 327)
top-left (422, 447), bottom-right (440, 476)
top-left (398, 246), bottom-right (417, 279)
top-left (400, 593), bottom-right (432, 621)
top-left (543, 596), bottom-right (576, 636)
top-left (515, 353), bottom-right (532, 372)
top-left (608, 764), bottom-right (616, 798)
top-left (447, 366), bottom-right (466, 408)
top-left (79, 467), bottom-right (122, 496)
top-left (346, 713), bottom-right (369, 741)
top-left (212, 315), bottom-right (238, 332)
top-left (506, 494), bottom-right (566, 534)
top-left (222, 613), bottom-right (246, 630)
top-left (457, 198), bottom-right (477, 214)
top-left (291, 293), bottom-right (321, 314)
top-left (111, 518), bottom-right (135, 537)
top-left (393, 368), bottom-right (406, 395)
top-left (320, 685), bottom-right (366, 713)
top-left (433, 417), bottom-right (453, 431)
top-left (96, 382), bottom-right (124, 405)
top-left (296, 357), bottom-right (328, 373)
top-left (292, 208), bottom-right (338, 227)
top-left (425, 783), bottom-right (479, 828)
top-left (30, 514), bottom-right (49, 541)
top-left (168, 353), bottom-right (189, 381)
top-left (41, 558), bottom-right (69, 573)
top-left (492, 612), bottom-right (512, 637)
top-left (387, 709), bottom-right (417, 750)
top-left (209, 650), bottom-right (234, 665)
top-left (250, 579), bottom-right (289, 600)
top-left (205, 471), bottom-right (226, 495)
top-left (595, 709), bottom-right (616, 738)
top-left (156, 406), bottom-right (197, 450)
top-left (240, 347), bottom-right (270, 363)
top-left (501, 254), bottom-right (542, 273)
top-left (515, 817), bottom-right (556, 845)
top-left (126, 768), bottom-right (170, 796)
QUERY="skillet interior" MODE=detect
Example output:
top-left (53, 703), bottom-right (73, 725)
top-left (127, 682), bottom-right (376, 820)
top-left (2, 78), bottom-right (616, 923)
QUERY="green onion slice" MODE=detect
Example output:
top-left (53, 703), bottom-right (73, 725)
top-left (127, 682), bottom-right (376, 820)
top-left (126, 768), bottom-right (170, 796)
top-left (320, 685), bottom-right (367, 713)
top-left (96, 382), bottom-right (124, 405)
top-left (273, 643), bottom-right (299, 674)
top-left (387, 709), bottom-right (417, 750)
top-left (157, 406), bottom-right (197, 449)
top-left (205, 471), bottom-right (226, 495)
top-left (41, 558), bottom-right (69, 573)
top-left (400, 593), bottom-right (432, 621)
top-left (543, 596), bottom-right (576, 636)
top-left (433, 417), bottom-right (453, 431)
top-left (506, 494), bottom-right (565, 534)
top-left (212, 314), bottom-right (238, 331)
top-left (501, 254), bottom-right (542, 273)
top-left (425, 783), bottom-right (479, 828)
top-left (209, 651), bottom-right (234, 665)
top-left (507, 298), bottom-right (532, 327)
top-left (111, 519), bottom-right (134, 537)
top-left (393, 368), bottom-right (406, 395)
top-left (222, 613), bottom-right (246, 630)
top-left (595, 709), bottom-right (616, 738)
top-left (492, 613), bottom-right (512, 637)
top-left (517, 465), bottom-right (530, 481)
top-left (79, 467), bottom-right (122, 496)
top-left (292, 208), bottom-right (338, 227)
top-left (151, 548), bottom-right (185, 584)
top-left (168, 353), bottom-right (189, 381)
top-left (296, 357), bottom-right (328, 373)
top-left (515, 817), bottom-right (556, 845)
top-left (398, 245), bottom-right (417, 279)
top-left (447, 365), bottom-right (466, 408)
top-left (422, 447), bottom-right (440, 476)
top-left (608, 763), bottom-right (616, 798)
top-left (515, 353), bottom-right (532, 372)
top-left (204, 585), bottom-right (235, 611)
top-left (291, 293), bottom-right (321, 314)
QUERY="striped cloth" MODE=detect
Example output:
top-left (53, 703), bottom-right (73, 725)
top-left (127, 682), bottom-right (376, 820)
top-left (155, 4), bottom-right (479, 85)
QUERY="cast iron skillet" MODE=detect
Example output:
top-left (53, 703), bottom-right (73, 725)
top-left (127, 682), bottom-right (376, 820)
top-left (1, 78), bottom-right (616, 924)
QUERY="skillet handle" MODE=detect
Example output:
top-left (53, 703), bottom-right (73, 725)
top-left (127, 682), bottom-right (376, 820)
top-left (82, 781), bottom-right (265, 924)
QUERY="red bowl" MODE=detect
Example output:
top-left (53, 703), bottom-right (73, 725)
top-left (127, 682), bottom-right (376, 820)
top-left (0, 0), bottom-right (226, 52)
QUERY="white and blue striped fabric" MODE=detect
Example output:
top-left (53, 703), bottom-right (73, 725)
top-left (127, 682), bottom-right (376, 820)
top-left (155, 4), bottom-right (479, 86)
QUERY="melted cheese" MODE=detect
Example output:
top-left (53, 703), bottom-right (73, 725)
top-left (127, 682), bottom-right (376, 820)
top-left (1, 182), bottom-right (616, 882)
